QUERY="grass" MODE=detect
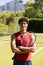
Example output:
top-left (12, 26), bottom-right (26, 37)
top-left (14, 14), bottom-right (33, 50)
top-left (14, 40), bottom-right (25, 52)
top-left (0, 34), bottom-right (43, 65)
top-left (32, 48), bottom-right (43, 65)
top-left (0, 43), bottom-right (14, 65)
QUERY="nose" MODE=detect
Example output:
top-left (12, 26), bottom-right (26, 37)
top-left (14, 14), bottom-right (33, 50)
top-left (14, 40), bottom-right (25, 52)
top-left (22, 23), bottom-right (25, 26)
top-left (21, 24), bottom-right (25, 27)
top-left (22, 24), bottom-right (25, 26)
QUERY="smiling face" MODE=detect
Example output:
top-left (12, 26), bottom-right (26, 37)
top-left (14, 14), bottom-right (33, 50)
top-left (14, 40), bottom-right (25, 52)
top-left (19, 21), bottom-right (28, 31)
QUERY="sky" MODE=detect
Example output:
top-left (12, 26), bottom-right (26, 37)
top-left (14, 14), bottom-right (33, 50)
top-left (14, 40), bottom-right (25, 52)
top-left (0, 0), bottom-right (27, 6)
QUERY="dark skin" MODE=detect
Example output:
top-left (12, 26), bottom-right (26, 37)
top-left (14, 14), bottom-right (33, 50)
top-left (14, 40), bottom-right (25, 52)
top-left (11, 22), bottom-right (36, 54)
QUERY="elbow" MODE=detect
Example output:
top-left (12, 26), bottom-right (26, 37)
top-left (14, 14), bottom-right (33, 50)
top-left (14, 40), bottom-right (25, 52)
top-left (32, 49), bottom-right (35, 52)
top-left (11, 48), bottom-right (16, 53)
top-left (12, 50), bottom-right (15, 53)
top-left (32, 47), bottom-right (35, 52)
top-left (11, 46), bottom-right (17, 53)
top-left (11, 49), bottom-right (15, 53)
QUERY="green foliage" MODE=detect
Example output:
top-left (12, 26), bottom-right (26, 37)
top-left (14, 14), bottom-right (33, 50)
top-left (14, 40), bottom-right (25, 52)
top-left (0, 24), bottom-right (8, 35)
top-left (16, 11), bottom-right (24, 17)
top-left (0, 11), bottom-right (24, 25)
top-left (24, 2), bottom-right (43, 18)
top-left (24, 7), bottom-right (38, 18)
top-left (0, 11), bottom-right (23, 34)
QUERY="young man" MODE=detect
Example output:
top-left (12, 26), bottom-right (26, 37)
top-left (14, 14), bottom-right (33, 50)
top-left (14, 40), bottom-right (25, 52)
top-left (11, 18), bottom-right (36, 65)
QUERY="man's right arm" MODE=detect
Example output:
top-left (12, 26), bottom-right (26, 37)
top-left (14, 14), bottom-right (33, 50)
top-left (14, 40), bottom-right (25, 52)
top-left (11, 34), bottom-right (22, 54)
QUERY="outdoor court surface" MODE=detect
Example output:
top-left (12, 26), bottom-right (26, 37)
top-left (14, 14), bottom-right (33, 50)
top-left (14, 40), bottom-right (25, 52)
top-left (0, 34), bottom-right (43, 65)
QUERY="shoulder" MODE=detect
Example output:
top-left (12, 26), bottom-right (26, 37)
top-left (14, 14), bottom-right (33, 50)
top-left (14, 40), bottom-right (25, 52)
top-left (27, 31), bottom-right (36, 41)
top-left (11, 32), bottom-right (20, 38)
top-left (27, 31), bottom-right (35, 36)
top-left (27, 32), bottom-right (32, 36)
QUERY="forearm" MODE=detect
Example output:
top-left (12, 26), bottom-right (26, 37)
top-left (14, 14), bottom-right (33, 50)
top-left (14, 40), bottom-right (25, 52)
top-left (12, 47), bottom-right (22, 54)
top-left (12, 46), bottom-right (30, 54)
top-left (11, 43), bottom-right (27, 54)
top-left (18, 46), bottom-right (35, 52)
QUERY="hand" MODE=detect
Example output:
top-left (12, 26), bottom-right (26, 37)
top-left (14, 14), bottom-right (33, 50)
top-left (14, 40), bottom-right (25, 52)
top-left (18, 46), bottom-right (27, 52)
top-left (18, 46), bottom-right (23, 49)
top-left (18, 46), bottom-right (25, 51)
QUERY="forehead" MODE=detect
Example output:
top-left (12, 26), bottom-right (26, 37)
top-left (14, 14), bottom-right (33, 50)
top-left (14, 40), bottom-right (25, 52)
top-left (20, 21), bottom-right (27, 24)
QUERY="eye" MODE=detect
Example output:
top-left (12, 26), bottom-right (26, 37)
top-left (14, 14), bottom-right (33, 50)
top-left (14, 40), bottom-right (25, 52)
top-left (23, 23), bottom-right (26, 25)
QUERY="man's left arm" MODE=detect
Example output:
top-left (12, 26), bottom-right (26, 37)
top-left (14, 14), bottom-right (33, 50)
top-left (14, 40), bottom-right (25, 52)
top-left (18, 33), bottom-right (36, 53)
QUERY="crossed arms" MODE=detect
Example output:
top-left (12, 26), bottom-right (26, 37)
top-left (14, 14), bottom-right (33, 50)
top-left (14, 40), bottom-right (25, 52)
top-left (11, 34), bottom-right (36, 54)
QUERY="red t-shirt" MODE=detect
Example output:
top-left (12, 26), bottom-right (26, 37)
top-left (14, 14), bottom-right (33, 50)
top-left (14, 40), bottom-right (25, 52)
top-left (14, 32), bottom-right (33, 61)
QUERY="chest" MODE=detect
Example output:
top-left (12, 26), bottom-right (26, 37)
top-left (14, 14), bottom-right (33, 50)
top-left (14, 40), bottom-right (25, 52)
top-left (16, 34), bottom-right (31, 47)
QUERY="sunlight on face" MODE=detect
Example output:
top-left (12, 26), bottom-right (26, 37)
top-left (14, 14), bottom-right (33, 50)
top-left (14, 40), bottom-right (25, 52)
top-left (19, 21), bottom-right (28, 31)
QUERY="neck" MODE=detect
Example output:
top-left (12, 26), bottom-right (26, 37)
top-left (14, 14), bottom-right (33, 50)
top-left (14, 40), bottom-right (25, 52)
top-left (20, 29), bottom-right (27, 34)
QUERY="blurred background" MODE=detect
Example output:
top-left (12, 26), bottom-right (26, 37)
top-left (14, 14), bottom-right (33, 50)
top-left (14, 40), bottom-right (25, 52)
top-left (0, 0), bottom-right (43, 34)
top-left (0, 0), bottom-right (43, 65)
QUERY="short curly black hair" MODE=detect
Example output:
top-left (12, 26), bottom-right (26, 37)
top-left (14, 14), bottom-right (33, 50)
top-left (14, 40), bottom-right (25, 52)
top-left (18, 18), bottom-right (29, 24)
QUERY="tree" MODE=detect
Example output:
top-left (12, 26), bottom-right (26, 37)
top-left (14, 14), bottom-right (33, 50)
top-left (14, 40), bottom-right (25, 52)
top-left (2, 15), bottom-right (6, 24)
top-left (39, 0), bottom-right (43, 16)
top-left (24, 7), bottom-right (37, 18)
top-left (24, 1), bottom-right (43, 18)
